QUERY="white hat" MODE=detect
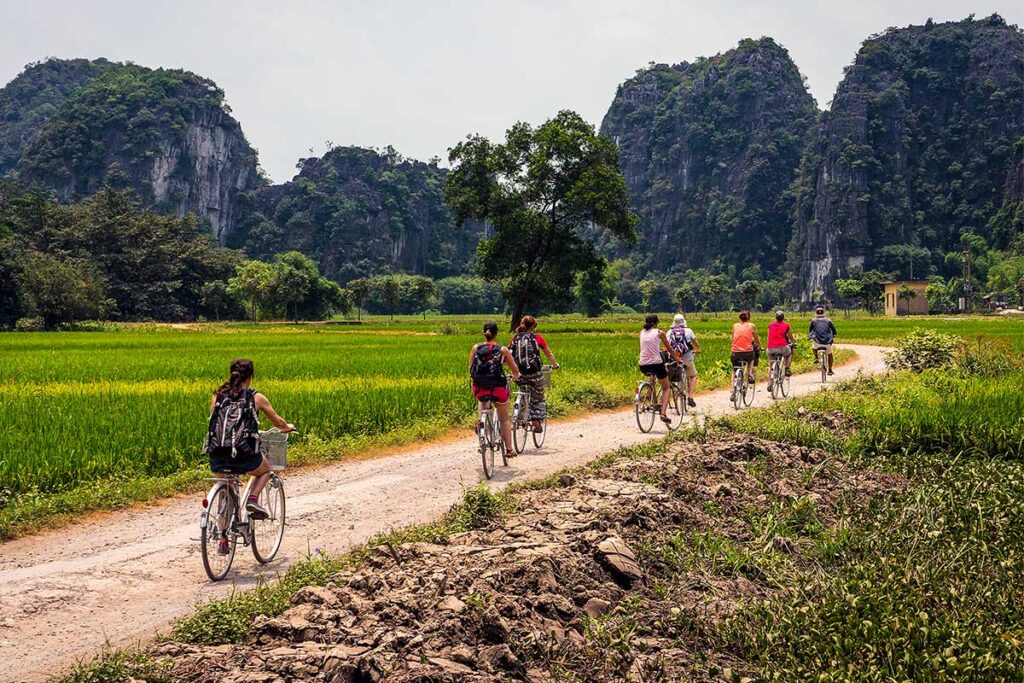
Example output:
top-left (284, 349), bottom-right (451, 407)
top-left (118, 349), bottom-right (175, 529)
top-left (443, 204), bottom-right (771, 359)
top-left (673, 314), bottom-right (686, 326)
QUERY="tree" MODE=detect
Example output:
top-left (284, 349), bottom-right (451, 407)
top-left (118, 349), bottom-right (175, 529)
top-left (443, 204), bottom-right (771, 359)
top-left (377, 275), bottom-right (402, 321)
top-left (834, 278), bottom-right (863, 317)
top-left (574, 261), bottom-right (616, 317)
top-left (674, 286), bottom-right (692, 313)
top-left (200, 280), bottom-right (228, 321)
top-left (348, 277), bottom-right (370, 320)
top-left (407, 275), bottom-right (435, 319)
top-left (271, 252), bottom-right (314, 321)
top-left (18, 251), bottom-right (106, 329)
top-left (896, 283), bottom-right (917, 315)
top-left (877, 244), bottom-right (931, 279)
top-left (638, 279), bottom-right (658, 312)
top-left (700, 275), bottom-right (727, 316)
top-left (858, 270), bottom-right (888, 316)
top-left (445, 110), bottom-right (638, 330)
top-left (737, 279), bottom-right (762, 310)
top-left (228, 260), bottom-right (274, 323)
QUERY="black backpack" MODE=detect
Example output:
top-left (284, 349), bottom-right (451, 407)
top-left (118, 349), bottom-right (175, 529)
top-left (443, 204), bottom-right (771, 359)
top-left (205, 389), bottom-right (259, 459)
top-left (510, 332), bottom-right (542, 374)
top-left (471, 342), bottom-right (505, 388)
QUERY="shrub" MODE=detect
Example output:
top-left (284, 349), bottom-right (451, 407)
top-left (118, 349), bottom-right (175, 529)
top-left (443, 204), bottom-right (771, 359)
top-left (954, 336), bottom-right (1021, 377)
top-left (884, 329), bottom-right (958, 372)
top-left (14, 316), bottom-right (44, 331)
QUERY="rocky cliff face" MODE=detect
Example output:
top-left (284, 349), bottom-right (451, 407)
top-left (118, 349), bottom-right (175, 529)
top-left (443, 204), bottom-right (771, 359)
top-left (0, 59), bottom-right (259, 241)
top-left (791, 15), bottom-right (1024, 298)
top-left (600, 38), bottom-right (817, 274)
top-left (232, 146), bottom-right (480, 281)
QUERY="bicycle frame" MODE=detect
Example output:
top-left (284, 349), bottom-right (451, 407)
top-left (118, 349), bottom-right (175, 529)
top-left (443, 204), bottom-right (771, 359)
top-left (200, 475), bottom-right (257, 544)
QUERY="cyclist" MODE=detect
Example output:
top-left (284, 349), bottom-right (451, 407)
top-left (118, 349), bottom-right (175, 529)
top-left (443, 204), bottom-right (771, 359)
top-left (206, 359), bottom-right (295, 553)
top-left (469, 321), bottom-right (521, 453)
top-left (730, 310), bottom-right (762, 384)
top-left (509, 315), bottom-right (559, 432)
top-left (639, 314), bottom-right (683, 424)
top-left (767, 310), bottom-right (795, 377)
top-left (808, 306), bottom-right (838, 376)
top-left (667, 314), bottom-right (700, 407)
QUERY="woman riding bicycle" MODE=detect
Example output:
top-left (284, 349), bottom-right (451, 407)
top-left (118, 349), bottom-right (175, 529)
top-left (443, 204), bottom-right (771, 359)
top-left (767, 310), bottom-right (795, 377)
top-left (469, 321), bottom-right (521, 453)
top-left (206, 359), bottom-right (294, 551)
top-left (509, 315), bottom-right (559, 433)
top-left (731, 310), bottom-right (762, 384)
top-left (638, 314), bottom-right (682, 424)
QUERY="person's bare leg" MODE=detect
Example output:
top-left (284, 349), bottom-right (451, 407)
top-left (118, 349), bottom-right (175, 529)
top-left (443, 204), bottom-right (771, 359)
top-left (747, 360), bottom-right (755, 382)
top-left (659, 377), bottom-right (671, 417)
top-left (688, 372), bottom-right (698, 397)
top-left (248, 458), bottom-right (271, 499)
top-left (496, 401), bottom-right (512, 450)
top-left (827, 353), bottom-right (834, 372)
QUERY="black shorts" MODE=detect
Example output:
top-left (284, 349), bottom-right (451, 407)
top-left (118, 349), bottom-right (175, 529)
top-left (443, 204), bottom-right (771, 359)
top-left (731, 351), bottom-right (755, 367)
top-left (209, 442), bottom-right (263, 474)
top-left (639, 362), bottom-right (668, 379)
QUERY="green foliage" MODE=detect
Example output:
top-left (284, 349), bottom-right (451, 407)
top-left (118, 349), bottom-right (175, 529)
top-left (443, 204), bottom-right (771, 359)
top-left (17, 251), bottom-right (107, 329)
top-left (434, 276), bottom-right (504, 315)
top-left (884, 329), bottom-right (959, 371)
top-left (227, 260), bottom-right (273, 323)
top-left (445, 110), bottom-right (638, 327)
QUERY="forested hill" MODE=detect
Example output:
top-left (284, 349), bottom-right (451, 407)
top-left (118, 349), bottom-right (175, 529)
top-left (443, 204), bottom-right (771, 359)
top-left (789, 14), bottom-right (1024, 299)
top-left (599, 37), bottom-right (818, 275)
top-left (230, 146), bottom-right (481, 282)
top-left (0, 58), bottom-right (260, 240)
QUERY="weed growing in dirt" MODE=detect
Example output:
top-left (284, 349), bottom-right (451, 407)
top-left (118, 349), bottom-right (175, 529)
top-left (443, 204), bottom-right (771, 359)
top-left (58, 648), bottom-right (171, 683)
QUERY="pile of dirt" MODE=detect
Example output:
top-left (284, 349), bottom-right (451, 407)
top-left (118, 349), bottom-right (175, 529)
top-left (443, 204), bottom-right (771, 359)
top-left (795, 406), bottom-right (859, 435)
top-left (157, 434), bottom-right (903, 682)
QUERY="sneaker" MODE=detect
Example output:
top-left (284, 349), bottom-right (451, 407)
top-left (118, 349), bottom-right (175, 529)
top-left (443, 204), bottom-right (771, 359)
top-left (827, 370), bottom-right (835, 376)
top-left (747, 375), bottom-right (755, 384)
top-left (785, 368), bottom-right (792, 377)
top-left (687, 397), bottom-right (696, 408)
top-left (246, 495), bottom-right (269, 520)
top-left (217, 537), bottom-right (231, 555)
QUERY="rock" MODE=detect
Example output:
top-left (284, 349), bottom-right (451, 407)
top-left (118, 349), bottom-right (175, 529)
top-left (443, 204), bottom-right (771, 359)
top-left (596, 536), bottom-right (644, 586)
top-left (583, 598), bottom-right (611, 618)
top-left (479, 608), bottom-right (510, 643)
top-left (291, 585), bottom-right (339, 608)
top-left (710, 483), bottom-right (733, 498)
top-left (477, 644), bottom-right (524, 675)
top-left (558, 474), bottom-right (577, 487)
top-left (437, 595), bottom-right (467, 613)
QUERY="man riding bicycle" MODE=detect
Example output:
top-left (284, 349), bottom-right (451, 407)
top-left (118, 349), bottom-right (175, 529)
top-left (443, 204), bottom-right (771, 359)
top-left (808, 307), bottom-right (838, 376)
top-left (667, 314), bottom-right (700, 407)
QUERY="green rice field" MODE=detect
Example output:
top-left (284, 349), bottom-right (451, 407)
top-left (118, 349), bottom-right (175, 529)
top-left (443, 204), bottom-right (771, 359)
top-left (0, 312), bottom-right (1020, 538)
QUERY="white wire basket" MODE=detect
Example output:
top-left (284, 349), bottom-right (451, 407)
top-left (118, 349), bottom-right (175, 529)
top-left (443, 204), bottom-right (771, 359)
top-left (260, 429), bottom-right (290, 471)
top-left (541, 365), bottom-right (554, 389)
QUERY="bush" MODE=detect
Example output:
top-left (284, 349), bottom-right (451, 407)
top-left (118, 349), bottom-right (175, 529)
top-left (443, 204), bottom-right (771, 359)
top-left (954, 336), bottom-right (1021, 377)
top-left (884, 329), bottom-right (958, 372)
top-left (14, 316), bottom-right (44, 331)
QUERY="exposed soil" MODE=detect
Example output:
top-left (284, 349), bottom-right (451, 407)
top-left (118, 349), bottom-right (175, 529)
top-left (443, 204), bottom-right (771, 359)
top-left (0, 345), bottom-right (887, 683)
top-left (157, 434), bottom-right (904, 682)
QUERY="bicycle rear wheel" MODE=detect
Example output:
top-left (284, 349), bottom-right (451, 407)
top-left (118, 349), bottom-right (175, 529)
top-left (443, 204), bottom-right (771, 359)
top-left (635, 382), bottom-right (655, 433)
top-left (820, 353), bottom-right (827, 383)
top-left (781, 371), bottom-right (791, 397)
top-left (251, 475), bottom-right (286, 564)
top-left (480, 413), bottom-right (495, 479)
top-left (512, 396), bottom-right (529, 454)
top-left (201, 485), bottom-right (237, 581)
top-left (532, 419), bottom-right (547, 448)
top-left (731, 372), bottom-right (743, 410)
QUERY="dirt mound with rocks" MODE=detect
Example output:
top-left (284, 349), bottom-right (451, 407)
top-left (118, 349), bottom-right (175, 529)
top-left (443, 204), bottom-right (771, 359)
top-left (158, 434), bottom-right (903, 682)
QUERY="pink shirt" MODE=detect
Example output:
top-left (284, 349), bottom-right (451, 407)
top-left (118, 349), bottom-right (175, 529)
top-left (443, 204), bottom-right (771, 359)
top-left (639, 328), bottom-right (662, 365)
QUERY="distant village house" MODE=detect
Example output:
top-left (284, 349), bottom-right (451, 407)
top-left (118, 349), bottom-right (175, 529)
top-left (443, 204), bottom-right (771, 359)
top-left (884, 280), bottom-right (929, 316)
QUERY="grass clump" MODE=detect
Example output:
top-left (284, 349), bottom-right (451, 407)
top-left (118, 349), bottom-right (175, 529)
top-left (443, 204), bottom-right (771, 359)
top-left (57, 648), bottom-right (170, 683)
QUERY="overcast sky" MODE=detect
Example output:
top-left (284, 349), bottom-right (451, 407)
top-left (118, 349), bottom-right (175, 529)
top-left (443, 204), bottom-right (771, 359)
top-left (2, 1), bottom-right (1021, 183)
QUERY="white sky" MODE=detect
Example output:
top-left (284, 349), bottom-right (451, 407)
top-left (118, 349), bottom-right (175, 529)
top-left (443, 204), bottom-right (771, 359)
top-left (2, 0), bottom-right (1021, 183)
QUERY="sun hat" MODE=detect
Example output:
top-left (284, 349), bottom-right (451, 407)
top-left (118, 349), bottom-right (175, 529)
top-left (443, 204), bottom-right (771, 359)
top-left (673, 314), bottom-right (686, 326)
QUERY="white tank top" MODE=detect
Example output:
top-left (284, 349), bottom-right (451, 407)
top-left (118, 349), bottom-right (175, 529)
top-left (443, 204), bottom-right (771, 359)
top-left (639, 328), bottom-right (662, 365)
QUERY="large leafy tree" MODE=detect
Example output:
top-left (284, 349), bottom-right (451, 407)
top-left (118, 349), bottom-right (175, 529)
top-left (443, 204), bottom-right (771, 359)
top-left (18, 251), bottom-right (107, 329)
top-left (445, 110), bottom-right (638, 329)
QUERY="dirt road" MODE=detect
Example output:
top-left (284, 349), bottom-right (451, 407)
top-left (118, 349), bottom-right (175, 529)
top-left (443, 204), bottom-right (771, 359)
top-left (0, 345), bottom-right (886, 682)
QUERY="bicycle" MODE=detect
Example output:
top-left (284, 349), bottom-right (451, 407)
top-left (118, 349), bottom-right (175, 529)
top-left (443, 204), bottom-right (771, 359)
top-left (634, 363), bottom-right (685, 433)
top-left (767, 349), bottom-right (791, 400)
top-left (815, 346), bottom-right (828, 383)
top-left (199, 428), bottom-right (292, 582)
top-left (512, 365), bottom-right (555, 453)
top-left (730, 364), bottom-right (756, 410)
top-left (478, 396), bottom-right (508, 479)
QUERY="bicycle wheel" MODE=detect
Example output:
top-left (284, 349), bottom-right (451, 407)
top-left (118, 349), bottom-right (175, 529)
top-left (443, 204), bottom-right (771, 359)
top-left (769, 364), bottom-right (780, 400)
top-left (731, 372), bottom-right (743, 410)
top-left (743, 375), bottom-right (757, 406)
top-left (532, 419), bottom-right (547, 448)
top-left (480, 414), bottom-right (495, 479)
top-left (635, 382), bottom-right (655, 433)
top-left (781, 371), bottom-right (791, 397)
top-left (820, 353), bottom-right (827, 383)
top-left (664, 385), bottom-right (684, 431)
top-left (512, 396), bottom-right (529, 454)
top-left (201, 485), bottom-right (237, 581)
top-left (251, 475), bottom-right (286, 564)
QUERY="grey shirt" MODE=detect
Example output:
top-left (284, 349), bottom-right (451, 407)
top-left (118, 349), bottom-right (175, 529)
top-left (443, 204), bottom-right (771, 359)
top-left (808, 316), bottom-right (837, 345)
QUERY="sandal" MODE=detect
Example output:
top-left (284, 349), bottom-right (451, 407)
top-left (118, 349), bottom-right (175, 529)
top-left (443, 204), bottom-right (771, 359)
top-left (660, 414), bottom-right (671, 424)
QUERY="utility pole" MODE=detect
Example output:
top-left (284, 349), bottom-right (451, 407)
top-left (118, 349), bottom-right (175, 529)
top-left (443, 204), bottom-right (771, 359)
top-left (961, 247), bottom-right (972, 313)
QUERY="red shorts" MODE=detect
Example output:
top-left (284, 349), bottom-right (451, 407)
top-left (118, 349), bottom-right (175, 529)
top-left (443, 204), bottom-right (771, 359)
top-left (473, 385), bottom-right (510, 404)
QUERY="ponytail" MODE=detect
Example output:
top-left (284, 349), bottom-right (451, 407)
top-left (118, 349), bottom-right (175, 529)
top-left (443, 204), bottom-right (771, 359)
top-left (643, 313), bottom-right (659, 330)
top-left (482, 320), bottom-right (499, 342)
top-left (215, 358), bottom-right (254, 398)
top-left (516, 315), bottom-right (537, 335)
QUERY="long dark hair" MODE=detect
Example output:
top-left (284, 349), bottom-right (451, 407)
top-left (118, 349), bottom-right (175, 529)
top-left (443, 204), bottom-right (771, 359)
top-left (516, 315), bottom-right (538, 335)
top-left (216, 358), bottom-right (254, 398)
top-left (482, 321), bottom-right (499, 341)
top-left (643, 314), bottom-right (659, 330)
top-left (739, 310), bottom-right (750, 322)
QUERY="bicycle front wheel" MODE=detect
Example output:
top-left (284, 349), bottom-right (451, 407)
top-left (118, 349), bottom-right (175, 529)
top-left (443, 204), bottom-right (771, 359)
top-left (201, 485), bottom-right (237, 581)
top-left (664, 385), bottom-right (684, 432)
top-left (251, 475), bottom-right (286, 564)
top-left (512, 399), bottom-right (529, 454)
top-left (743, 377), bottom-right (757, 406)
top-left (635, 383), bottom-right (655, 433)
top-left (532, 419), bottom-right (547, 448)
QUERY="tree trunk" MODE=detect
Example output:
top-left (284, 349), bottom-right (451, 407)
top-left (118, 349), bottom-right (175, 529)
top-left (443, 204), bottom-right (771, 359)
top-left (251, 299), bottom-right (257, 324)
top-left (510, 295), bottom-right (527, 332)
